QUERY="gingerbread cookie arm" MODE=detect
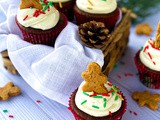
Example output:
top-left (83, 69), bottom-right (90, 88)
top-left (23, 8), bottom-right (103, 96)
top-left (0, 93), bottom-right (9, 100)
top-left (9, 87), bottom-right (21, 96)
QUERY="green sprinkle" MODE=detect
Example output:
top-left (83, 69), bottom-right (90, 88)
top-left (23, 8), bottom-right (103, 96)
top-left (103, 102), bottom-right (107, 108)
top-left (92, 96), bottom-right (103, 98)
top-left (92, 105), bottom-right (99, 109)
top-left (112, 92), bottom-right (115, 96)
top-left (81, 100), bottom-right (87, 105)
top-left (48, 2), bottom-right (54, 7)
top-left (114, 64), bottom-right (118, 69)
top-left (40, 0), bottom-right (43, 2)
top-left (43, 5), bottom-right (49, 12)
top-left (83, 92), bottom-right (89, 96)
top-left (115, 95), bottom-right (119, 101)
top-left (103, 98), bottom-right (107, 101)
top-left (140, 46), bottom-right (143, 51)
top-left (3, 110), bottom-right (8, 113)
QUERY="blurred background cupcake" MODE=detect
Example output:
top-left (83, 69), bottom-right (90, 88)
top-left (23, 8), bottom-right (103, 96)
top-left (16, 0), bottom-right (68, 47)
top-left (74, 0), bottom-right (120, 31)
top-left (134, 22), bottom-right (160, 89)
top-left (48, 0), bottom-right (75, 21)
top-left (69, 62), bottom-right (127, 120)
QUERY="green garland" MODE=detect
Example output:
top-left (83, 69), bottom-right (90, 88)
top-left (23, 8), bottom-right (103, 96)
top-left (118, 0), bottom-right (160, 23)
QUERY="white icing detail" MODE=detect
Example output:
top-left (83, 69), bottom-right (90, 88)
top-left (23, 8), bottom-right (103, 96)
top-left (140, 40), bottom-right (160, 71)
top-left (75, 81), bottom-right (122, 117)
top-left (76, 0), bottom-right (117, 14)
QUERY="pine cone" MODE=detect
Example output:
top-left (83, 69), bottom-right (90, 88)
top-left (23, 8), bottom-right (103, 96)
top-left (78, 21), bottom-right (110, 48)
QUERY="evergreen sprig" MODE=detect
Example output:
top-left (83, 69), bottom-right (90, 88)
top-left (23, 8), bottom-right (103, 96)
top-left (118, 0), bottom-right (160, 23)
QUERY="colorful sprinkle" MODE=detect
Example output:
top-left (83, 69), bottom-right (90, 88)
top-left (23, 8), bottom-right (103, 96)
top-left (147, 52), bottom-right (152, 59)
top-left (23, 15), bottom-right (28, 21)
top-left (81, 100), bottom-right (87, 105)
top-left (89, 92), bottom-right (97, 97)
top-left (87, 7), bottom-right (92, 10)
top-left (101, 93), bottom-right (110, 97)
top-left (83, 92), bottom-right (89, 96)
top-left (59, 2), bottom-right (62, 8)
top-left (143, 45), bottom-right (149, 52)
top-left (133, 112), bottom-right (138, 116)
top-left (103, 98), bottom-right (107, 108)
top-left (9, 115), bottom-right (13, 118)
top-left (109, 111), bottom-right (112, 116)
top-left (3, 109), bottom-right (8, 113)
top-left (140, 46), bottom-right (143, 51)
top-left (124, 73), bottom-right (134, 77)
top-left (36, 100), bottom-right (41, 103)
top-left (26, 4), bottom-right (34, 8)
top-left (92, 96), bottom-right (103, 98)
top-left (117, 75), bottom-right (122, 79)
top-left (92, 105), bottom-right (99, 109)
top-left (114, 64), bottom-right (118, 69)
top-left (88, 0), bottom-right (94, 6)
top-left (115, 95), bottom-right (119, 101)
top-left (108, 82), bottom-right (112, 87)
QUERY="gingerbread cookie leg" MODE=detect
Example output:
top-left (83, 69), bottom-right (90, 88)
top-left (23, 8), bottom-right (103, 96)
top-left (0, 82), bottom-right (21, 101)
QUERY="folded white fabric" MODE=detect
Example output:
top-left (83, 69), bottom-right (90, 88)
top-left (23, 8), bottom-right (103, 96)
top-left (6, 22), bottom-right (104, 106)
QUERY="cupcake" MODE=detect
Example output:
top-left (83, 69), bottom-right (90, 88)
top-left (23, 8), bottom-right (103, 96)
top-left (74, 0), bottom-right (120, 31)
top-left (47, 0), bottom-right (75, 21)
top-left (134, 22), bottom-right (160, 89)
top-left (16, 0), bottom-right (68, 47)
top-left (69, 62), bottom-right (127, 120)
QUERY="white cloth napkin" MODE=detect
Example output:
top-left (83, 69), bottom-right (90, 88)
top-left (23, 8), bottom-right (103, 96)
top-left (0, 0), bottom-right (104, 106)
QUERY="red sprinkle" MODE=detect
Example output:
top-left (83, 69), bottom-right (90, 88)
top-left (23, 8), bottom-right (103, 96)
top-left (147, 52), bottom-right (152, 60)
top-left (48, 6), bottom-right (50, 11)
top-left (133, 112), bottom-right (138, 116)
top-left (43, 0), bottom-right (48, 4)
top-left (101, 93), bottom-right (110, 97)
top-left (9, 115), bottom-right (13, 118)
top-left (33, 10), bottom-right (45, 17)
top-left (108, 82), bottom-right (112, 87)
top-left (109, 111), bottom-right (112, 116)
top-left (108, 90), bottom-right (114, 93)
top-left (124, 73), bottom-right (134, 77)
top-left (143, 45), bottom-right (149, 52)
top-left (36, 100), bottom-right (41, 103)
top-left (117, 75), bottom-right (121, 79)
top-left (129, 110), bottom-right (132, 114)
top-left (153, 61), bottom-right (156, 65)
top-left (23, 15), bottom-right (28, 21)
top-left (89, 92), bottom-right (97, 97)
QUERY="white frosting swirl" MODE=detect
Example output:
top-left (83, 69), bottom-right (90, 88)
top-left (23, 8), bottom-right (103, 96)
top-left (75, 81), bottom-right (122, 117)
top-left (76, 0), bottom-right (117, 14)
top-left (17, 6), bottom-right (60, 30)
top-left (140, 40), bottom-right (160, 71)
top-left (47, 0), bottom-right (71, 3)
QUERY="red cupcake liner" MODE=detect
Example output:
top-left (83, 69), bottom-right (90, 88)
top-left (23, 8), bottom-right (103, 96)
top-left (74, 7), bottom-right (120, 31)
top-left (68, 89), bottom-right (127, 120)
top-left (54, 1), bottom-right (75, 21)
top-left (134, 50), bottom-right (160, 89)
top-left (15, 13), bottom-right (68, 47)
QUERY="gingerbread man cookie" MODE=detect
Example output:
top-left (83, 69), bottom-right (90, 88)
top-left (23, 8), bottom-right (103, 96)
top-left (135, 23), bottom-right (153, 36)
top-left (20, 0), bottom-right (43, 10)
top-left (153, 22), bottom-right (160, 48)
top-left (132, 91), bottom-right (160, 110)
top-left (82, 62), bottom-right (108, 94)
top-left (0, 82), bottom-right (21, 101)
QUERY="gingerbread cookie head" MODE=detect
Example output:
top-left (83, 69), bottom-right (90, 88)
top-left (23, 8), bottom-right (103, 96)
top-left (132, 91), bottom-right (160, 110)
top-left (20, 0), bottom-right (43, 10)
top-left (0, 82), bottom-right (21, 101)
top-left (81, 62), bottom-right (108, 94)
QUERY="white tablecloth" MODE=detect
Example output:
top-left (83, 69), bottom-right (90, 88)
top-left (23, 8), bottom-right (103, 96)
top-left (1, 5), bottom-right (160, 120)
